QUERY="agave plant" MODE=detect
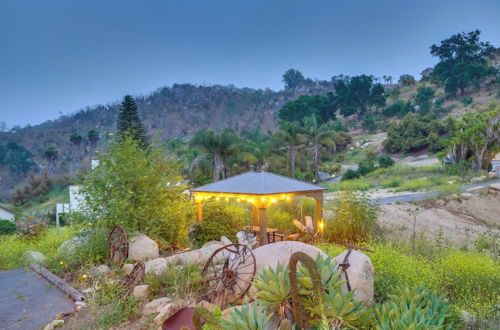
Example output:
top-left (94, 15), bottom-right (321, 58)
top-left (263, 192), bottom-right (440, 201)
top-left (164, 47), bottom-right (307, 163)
top-left (317, 286), bottom-right (372, 329)
top-left (374, 286), bottom-right (462, 329)
top-left (253, 263), bottom-right (291, 318)
top-left (220, 303), bottom-right (271, 330)
top-left (296, 254), bottom-right (343, 295)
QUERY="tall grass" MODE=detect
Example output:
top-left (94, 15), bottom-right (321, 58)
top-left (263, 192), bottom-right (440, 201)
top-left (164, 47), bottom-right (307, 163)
top-left (0, 226), bottom-right (80, 270)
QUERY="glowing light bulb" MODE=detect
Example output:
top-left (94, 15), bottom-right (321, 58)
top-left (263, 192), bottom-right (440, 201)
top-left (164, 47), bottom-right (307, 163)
top-left (271, 198), bottom-right (277, 203)
top-left (248, 198), bottom-right (254, 203)
top-left (216, 197), bottom-right (220, 201)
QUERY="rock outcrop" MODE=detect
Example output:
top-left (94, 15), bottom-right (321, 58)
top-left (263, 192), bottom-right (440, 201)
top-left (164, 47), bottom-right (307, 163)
top-left (128, 234), bottom-right (159, 261)
top-left (334, 250), bottom-right (374, 305)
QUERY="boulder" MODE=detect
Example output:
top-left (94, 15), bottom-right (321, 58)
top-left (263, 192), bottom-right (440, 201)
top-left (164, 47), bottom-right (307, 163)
top-left (128, 234), bottom-right (159, 261)
top-left (489, 183), bottom-right (500, 192)
top-left (197, 300), bottom-right (217, 313)
top-left (460, 192), bottom-right (473, 200)
top-left (57, 230), bottom-right (91, 257)
top-left (132, 284), bottom-right (149, 300)
top-left (333, 250), bottom-right (374, 305)
top-left (22, 251), bottom-right (47, 265)
top-left (470, 176), bottom-right (487, 183)
top-left (143, 297), bottom-right (171, 316)
top-left (145, 258), bottom-right (169, 275)
top-left (466, 186), bottom-right (489, 196)
top-left (154, 303), bottom-right (175, 325)
top-left (448, 193), bottom-right (459, 200)
top-left (488, 171), bottom-right (498, 178)
top-left (252, 241), bottom-right (327, 275)
top-left (220, 236), bottom-right (233, 245)
top-left (90, 264), bottom-right (110, 277)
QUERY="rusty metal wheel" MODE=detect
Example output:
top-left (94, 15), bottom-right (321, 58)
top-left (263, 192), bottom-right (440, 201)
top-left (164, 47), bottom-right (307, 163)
top-left (201, 243), bottom-right (256, 308)
top-left (106, 226), bottom-right (128, 267)
top-left (120, 261), bottom-right (145, 297)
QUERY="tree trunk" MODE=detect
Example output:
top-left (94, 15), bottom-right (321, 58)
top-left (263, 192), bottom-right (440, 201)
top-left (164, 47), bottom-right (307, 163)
top-left (460, 87), bottom-right (465, 97)
top-left (313, 139), bottom-right (319, 180)
top-left (213, 156), bottom-right (220, 181)
top-left (290, 147), bottom-right (296, 178)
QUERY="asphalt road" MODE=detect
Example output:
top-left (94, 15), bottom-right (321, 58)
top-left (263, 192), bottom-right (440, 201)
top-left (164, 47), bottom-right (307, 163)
top-left (0, 268), bottom-right (74, 330)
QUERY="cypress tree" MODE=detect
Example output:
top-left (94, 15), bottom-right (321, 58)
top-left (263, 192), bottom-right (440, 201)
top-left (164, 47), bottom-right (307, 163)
top-left (116, 95), bottom-right (150, 150)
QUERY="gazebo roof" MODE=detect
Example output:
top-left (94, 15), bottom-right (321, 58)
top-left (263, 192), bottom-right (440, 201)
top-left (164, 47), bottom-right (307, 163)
top-left (191, 171), bottom-right (326, 195)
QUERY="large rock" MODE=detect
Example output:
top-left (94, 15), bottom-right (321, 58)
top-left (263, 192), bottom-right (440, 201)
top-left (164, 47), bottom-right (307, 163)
top-left (132, 284), bottom-right (149, 300)
top-left (143, 297), bottom-right (171, 316)
top-left (333, 250), bottom-right (374, 305)
top-left (128, 234), bottom-right (159, 261)
top-left (57, 231), bottom-right (91, 257)
top-left (90, 264), bottom-right (110, 277)
top-left (22, 251), bottom-right (47, 265)
top-left (252, 241), bottom-right (327, 275)
top-left (466, 186), bottom-right (489, 196)
top-left (489, 183), bottom-right (500, 191)
top-left (488, 171), bottom-right (498, 178)
top-left (145, 258), bottom-right (169, 275)
top-left (154, 303), bottom-right (175, 325)
top-left (460, 192), bottom-right (473, 200)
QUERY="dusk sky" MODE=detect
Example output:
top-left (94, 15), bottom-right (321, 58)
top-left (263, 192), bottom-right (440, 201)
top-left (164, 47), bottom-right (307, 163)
top-left (1, 0), bottom-right (499, 127)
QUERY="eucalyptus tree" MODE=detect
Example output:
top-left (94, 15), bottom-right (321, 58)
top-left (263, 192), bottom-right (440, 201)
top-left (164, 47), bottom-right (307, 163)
top-left (44, 146), bottom-right (58, 177)
top-left (301, 115), bottom-right (337, 180)
top-left (273, 120), bottom-right (302, 177)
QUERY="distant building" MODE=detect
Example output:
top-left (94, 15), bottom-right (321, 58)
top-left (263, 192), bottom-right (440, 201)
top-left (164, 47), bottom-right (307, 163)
top-left (0, 205), bottom-right (16, 221)
top-left (492, 152), bottom-right (500, 176)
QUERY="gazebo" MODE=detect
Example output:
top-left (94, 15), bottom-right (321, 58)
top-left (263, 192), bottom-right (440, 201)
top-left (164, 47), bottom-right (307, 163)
top-left (191, 171), bottom-right (326, 244)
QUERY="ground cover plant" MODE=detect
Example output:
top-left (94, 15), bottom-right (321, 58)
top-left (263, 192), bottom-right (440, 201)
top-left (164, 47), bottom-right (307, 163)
top-left (0, 225), bottom-right (80, 270)
top-left (319, 240), bottom-right (500, 321)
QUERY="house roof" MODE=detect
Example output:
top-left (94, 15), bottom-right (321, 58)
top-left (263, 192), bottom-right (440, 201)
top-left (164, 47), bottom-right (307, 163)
top-left (191, 171), bottom-right (326, 195)
top-left (0, 204), bottom-right (15, 215)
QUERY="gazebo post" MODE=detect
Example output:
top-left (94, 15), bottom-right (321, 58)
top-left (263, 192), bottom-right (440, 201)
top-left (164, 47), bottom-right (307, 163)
top-left (195, 202), bottom-right (203, 223)
top-left (252, 205), bottom-right (259, 227)
top-left (258, 207), bottom-right (268, 245)
top-left (315, 197), bottom-right (323, 233)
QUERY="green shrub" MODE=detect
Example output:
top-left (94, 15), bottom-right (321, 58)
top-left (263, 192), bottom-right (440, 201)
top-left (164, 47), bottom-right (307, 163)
top-left (80, 137), bottom-right (194, 247)
top-left (378, 155), bottom-right (395, 168)
top-left (461, 95), bottom-right (473, 106)
top-left (397, 178), bottom-right (434, 191)
top-left (189, 202), bottom-right (248, 247)
top-left (267, 207), bottom-right (296, 233)
top-left (0, 225), bottom-right (80, 270)
top-left (144, 262), bottom-right (203, 300)
top-left (341, 169), bottom-right (360, 181)
top-left (0, 220), bottom-right (16, 235)
top-left (324, 191), bottom-right (378, 244)
top-left (383, 100), bottom-right (413, 117)
top-left (374, 285), bottom-right (461, 329)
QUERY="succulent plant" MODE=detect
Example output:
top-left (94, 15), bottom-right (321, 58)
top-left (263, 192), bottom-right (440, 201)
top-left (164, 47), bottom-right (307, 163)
top-left (220, 303), bottom-right (271, 330)
top-left (374, 285), bottom-right (462, 329)
top-left (253, 262), bottom-right (291, 318)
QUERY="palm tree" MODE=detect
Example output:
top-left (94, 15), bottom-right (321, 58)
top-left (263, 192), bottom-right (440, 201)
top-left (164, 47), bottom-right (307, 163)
top-left (301, 115), bottom-right (337, 180)
top-left (189, 128), bottom-right (240, 181)
top-left (69, 133), bottom-right (83, 175)
top-left (44, 146), bottom-right (58, 177)
top-left (240, 126), bottom-right (270, 171)
top-left (274, 121), bottom-right (301, 177)
top-left (87, 130), bottom-right (100, 160)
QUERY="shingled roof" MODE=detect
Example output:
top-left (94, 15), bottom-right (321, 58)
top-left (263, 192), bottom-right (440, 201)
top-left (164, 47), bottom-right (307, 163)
top-left (191, 171), bottom-right (326, 195)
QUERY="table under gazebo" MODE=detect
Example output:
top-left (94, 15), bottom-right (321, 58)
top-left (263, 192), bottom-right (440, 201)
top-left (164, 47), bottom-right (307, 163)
top-left (191, 171), bottom-right (326, 244)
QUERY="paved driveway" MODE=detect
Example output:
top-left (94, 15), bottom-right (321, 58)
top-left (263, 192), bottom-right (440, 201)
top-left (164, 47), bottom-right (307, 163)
top-left (0, 268), bottom-right (74, 330)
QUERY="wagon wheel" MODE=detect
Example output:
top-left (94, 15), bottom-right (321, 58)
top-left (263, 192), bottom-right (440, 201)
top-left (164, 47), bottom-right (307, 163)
top-left (120, 261), bottom-right (145, 297)
top-left (106, 226), bottom-right (128, 267)
top-left (201, 243), bottom-right (256, 309)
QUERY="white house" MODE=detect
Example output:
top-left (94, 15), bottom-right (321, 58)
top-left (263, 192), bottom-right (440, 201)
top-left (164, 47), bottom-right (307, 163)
top-left (0, 205), bottom-right (16, 221)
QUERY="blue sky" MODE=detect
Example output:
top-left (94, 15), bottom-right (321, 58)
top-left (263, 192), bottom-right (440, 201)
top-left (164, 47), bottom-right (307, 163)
top-left (1, 0), bottom-right (499, 126)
